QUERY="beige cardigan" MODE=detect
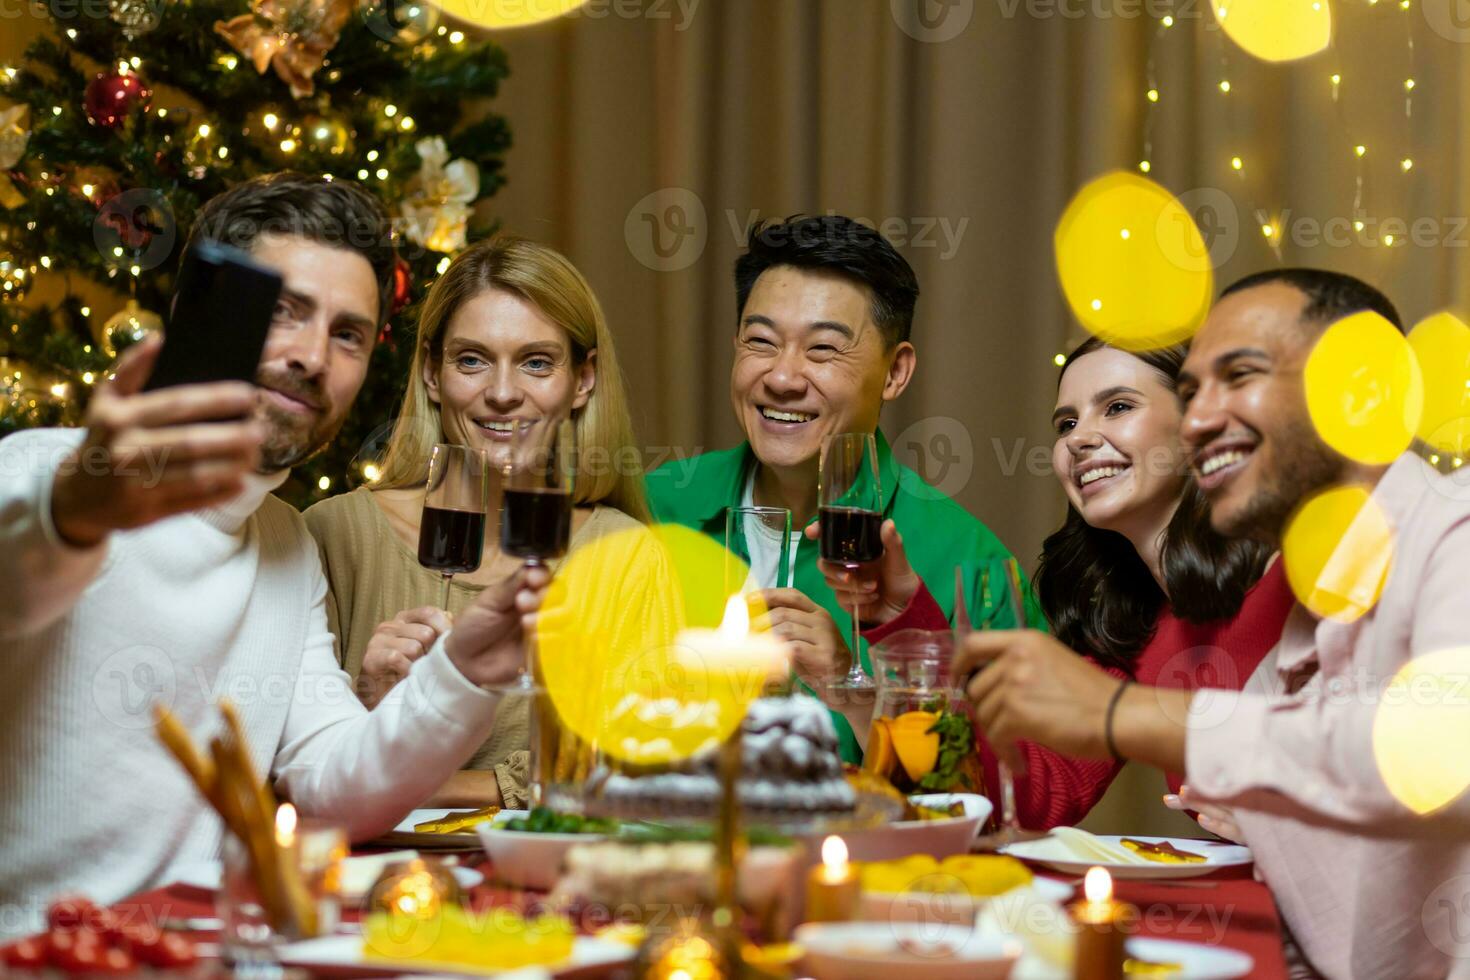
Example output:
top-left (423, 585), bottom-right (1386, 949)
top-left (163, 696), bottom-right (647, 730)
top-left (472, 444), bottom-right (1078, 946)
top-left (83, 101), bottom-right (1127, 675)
top-left (303, 487), bottom-right (641, 806)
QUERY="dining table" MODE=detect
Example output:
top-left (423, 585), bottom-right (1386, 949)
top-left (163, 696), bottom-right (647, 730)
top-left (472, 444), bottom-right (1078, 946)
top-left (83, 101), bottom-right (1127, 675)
top-left (81, 838), bottom-right (1288, 979)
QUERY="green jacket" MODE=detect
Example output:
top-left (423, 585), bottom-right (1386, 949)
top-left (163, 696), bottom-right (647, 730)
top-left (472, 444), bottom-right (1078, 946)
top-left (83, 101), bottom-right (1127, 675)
top-left (644, 429), bottom-right (1046, 763)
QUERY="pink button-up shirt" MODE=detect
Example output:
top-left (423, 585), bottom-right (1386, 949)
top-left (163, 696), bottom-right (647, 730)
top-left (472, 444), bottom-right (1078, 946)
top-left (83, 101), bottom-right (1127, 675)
top-left (1187, 453), bottom-right (1470, 980)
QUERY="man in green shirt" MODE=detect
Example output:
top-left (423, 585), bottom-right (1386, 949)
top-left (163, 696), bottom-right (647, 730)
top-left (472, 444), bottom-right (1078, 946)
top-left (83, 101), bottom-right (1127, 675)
top-left (645, 215), bottom-right (1042, 763)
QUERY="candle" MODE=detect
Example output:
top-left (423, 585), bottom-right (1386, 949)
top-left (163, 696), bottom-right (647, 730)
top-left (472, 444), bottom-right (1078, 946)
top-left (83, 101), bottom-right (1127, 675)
top-left (673, 595), bottom-right (791, 688)
top-left (1070, 866), bottom-right (1129, 980)
top-left (274, 802), bottom-right (298, 849)
top-left (805, 836), bottom-right (860, 923)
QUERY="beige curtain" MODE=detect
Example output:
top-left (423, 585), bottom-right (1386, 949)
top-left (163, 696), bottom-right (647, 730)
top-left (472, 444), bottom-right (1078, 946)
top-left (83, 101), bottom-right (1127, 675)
top-left (8, 0), bottom-right (1469, 831)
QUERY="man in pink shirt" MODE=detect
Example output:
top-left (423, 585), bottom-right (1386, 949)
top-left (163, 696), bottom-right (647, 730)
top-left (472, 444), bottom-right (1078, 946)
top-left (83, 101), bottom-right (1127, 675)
top-left (958, 268), bottom-right (1470, 978)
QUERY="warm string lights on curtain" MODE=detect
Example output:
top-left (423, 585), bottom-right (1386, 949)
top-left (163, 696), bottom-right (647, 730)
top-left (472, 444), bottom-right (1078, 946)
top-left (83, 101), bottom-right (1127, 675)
top-left (1137, 0), bottom-right (1422, 263)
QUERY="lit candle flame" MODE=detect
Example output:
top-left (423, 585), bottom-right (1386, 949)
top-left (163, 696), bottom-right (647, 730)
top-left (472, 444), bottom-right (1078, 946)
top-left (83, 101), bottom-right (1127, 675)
top-left (821, 835), bottom-right (849, 876)
top-left (717, 593), bottom-right (749, 638)
top-left (275, 802), bottom-right (298, 847)
top-left (1084, 865), bottom-right (1113, 904)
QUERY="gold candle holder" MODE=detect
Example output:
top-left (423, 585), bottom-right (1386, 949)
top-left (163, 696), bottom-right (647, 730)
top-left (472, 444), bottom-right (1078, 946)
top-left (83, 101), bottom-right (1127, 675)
top-left (1070, 867), bottom-right (1130, 980)
top-left (804, 835), bottom-right (860, 923)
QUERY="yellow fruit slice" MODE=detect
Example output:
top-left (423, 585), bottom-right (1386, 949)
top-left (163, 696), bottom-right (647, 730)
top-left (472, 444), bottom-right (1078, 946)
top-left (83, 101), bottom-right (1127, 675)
top-left (864, 717), bottom-right (896, 777)
top-left (890, 711), bottom-right (941, 782)
top-left (860, 854), bottom-right (941, 893)
top-left (940, 855), bottom-right (1033, 897)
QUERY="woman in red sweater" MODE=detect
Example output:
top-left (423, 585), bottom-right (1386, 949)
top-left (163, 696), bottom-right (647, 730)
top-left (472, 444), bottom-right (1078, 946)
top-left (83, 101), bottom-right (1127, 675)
top-left (817, 337), bottom-right (1294, 830)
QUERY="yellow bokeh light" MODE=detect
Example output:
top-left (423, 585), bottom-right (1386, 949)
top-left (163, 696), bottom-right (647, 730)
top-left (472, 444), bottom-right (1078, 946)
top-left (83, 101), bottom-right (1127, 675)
top-left (1373, 647), bottom-right (1470, 815)
top-left (1053, 171), bottom-right (1214, 352)
top-left (536, 525), bottom-right (784, 766)
top-left (1304, 311), bottom-right (1423, 465)
top-left (1212, 0), bottom-right (1332, 63)
top-left (428, 0), bottom-right (590, 29)
top-left (1282, 484), bottom-right (1394, 623)
top-left (1408, 312), bottom-right (1470, 457)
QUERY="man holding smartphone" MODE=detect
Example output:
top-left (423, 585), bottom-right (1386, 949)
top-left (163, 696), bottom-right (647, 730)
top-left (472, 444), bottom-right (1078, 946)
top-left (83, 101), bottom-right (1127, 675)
top-left (0, 173), bottom-right (541, 937)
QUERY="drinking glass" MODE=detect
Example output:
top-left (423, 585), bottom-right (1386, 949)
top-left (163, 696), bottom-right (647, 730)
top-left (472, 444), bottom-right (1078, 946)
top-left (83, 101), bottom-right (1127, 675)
top-left (217, 820), bottom-right (347, 965)
top-left (818, 432), bottom-right (883, 692)
top-left (501, 417), bottom-right (575, 567)
top-left (418, 444), bottom-right (489, 610)
top-left (724, 505), bottom-right (793, 593)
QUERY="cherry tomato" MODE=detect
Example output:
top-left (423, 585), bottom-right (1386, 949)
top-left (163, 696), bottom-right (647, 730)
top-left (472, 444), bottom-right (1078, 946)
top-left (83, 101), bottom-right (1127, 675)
top-left (88, 906), bottom-right (122, 940)
top-left (152, 932), bottom-right (198, 969)
top-left (116, 922), bottom-right (164, 964)
top-left (94, 946), bottom-right (137, 974)
top-left (46, 896), bottom-right (96, 932)
top-left (48, 930), bottom-right (104, 973)
top-left (1, 936), bottom-right (48, 969)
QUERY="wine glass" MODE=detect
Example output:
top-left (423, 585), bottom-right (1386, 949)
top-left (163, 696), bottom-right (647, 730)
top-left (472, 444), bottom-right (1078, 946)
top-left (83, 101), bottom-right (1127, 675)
top-left (418, 444), bottom-right (488, 611)
top-left (501, 417), bottom-right (575, 567)
top-left (818, 432), bottom-right (883, 692)
top-left (959, 557), bottom-right (1029, 841)
top-left (498, 417), bottom-right (575, 697)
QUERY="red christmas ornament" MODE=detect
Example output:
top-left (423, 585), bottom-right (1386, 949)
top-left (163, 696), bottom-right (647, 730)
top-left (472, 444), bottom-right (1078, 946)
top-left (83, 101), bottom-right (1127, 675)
top-left (83, 69), bottom-right (152, 129)
top-left (391, 255), bottom-right (412, 313)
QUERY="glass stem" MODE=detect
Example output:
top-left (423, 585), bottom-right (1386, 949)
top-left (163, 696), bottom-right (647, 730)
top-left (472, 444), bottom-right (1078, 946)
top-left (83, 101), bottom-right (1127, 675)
top-left (850, 595), bottom-right (863, 682)
top-left (999, 761), bottom-right (1019, 829)
top-left (441, 573), bottom-right (452, 611)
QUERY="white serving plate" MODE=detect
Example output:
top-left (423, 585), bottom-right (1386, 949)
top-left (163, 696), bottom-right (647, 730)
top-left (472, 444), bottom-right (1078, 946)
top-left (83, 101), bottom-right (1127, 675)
top-left (169, 855), bottom-right (483, 902)
top-left (797, 793), bottom-right (992, 865)
top-left (794, 920), bottom-right (1023, 980)
top-left (276, 931), bottom-right (633, 978)
top-left (1123, 937), bottom-right (1254, 979)
top-left (476, 810), bottom-right (607, 891)
top-left (379, 808), bottom-right (496, 850)
top-left (860, 875), bottom-right (1074, 925)
top-left (1001, 834), bottom-right (1251, 880)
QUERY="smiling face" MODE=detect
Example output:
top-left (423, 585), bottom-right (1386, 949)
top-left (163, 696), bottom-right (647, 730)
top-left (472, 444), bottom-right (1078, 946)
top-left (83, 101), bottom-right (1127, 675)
top-left (1178, 282), bottom-right (1346, 542)
top-left (249, 233), bottom-right (380, 472)
top-left (1051, 346), bottom-right (1188, 537)
top-left (730, 266), bottom-right (915, 477)
top-left (425, 286), bottom-right (595, 472)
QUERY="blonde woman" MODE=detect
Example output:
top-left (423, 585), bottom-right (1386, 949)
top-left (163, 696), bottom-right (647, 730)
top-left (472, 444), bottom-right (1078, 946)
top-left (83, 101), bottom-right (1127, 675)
top-left (304, 235), bottom-right (652, 808)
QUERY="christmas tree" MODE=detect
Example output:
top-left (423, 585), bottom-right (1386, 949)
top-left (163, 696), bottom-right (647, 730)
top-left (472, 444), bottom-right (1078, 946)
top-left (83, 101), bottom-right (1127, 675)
top-left (0, 0), bottom-right (510, 505)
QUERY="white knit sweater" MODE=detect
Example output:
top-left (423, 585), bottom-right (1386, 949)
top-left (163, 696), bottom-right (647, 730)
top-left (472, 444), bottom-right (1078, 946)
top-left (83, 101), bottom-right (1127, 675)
top-left (0, 428), bottom-right (503, 938)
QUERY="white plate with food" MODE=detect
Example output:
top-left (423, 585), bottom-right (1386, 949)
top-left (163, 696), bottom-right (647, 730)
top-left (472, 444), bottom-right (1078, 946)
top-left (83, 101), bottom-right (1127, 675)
top-left (1001, 829), bottom-right (1251, 879)
top-left (862, 868), bottom-right (1074, 926)
top-left (1124, 937), bottom-right (1254, 979)
top-left (476, 810), bottom-right (616, 891)
top-left (277, 932), bottom-right (632, 978)
top-left (795, 920), bottom-right (1023, 980)
top-left (374, 807), bottom-right (503, 850)
top-left (800, 793), bottom-right (992, 865)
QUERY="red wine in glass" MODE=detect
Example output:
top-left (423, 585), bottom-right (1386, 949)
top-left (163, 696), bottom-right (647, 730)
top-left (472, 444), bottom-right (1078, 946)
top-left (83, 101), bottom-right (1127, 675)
top-left (418, 505), bottom-right (487, 574)
top-left (502, 487), bottom-right (572, 562)
top-left (420, 443), bottom-right (488, 609)
top-left (818, 432), bottom-right (884, 692)
top-left (818, 505), bottom-right (883, 566)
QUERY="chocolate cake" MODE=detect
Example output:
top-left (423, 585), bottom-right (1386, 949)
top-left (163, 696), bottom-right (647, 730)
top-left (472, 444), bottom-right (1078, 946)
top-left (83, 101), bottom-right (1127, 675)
top-left (584, 695), bottom-right (858, 817)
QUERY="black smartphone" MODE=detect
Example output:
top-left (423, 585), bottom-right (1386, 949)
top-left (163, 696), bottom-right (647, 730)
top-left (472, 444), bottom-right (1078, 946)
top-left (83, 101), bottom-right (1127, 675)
top-left (142, 238), bottom-right (284, 392)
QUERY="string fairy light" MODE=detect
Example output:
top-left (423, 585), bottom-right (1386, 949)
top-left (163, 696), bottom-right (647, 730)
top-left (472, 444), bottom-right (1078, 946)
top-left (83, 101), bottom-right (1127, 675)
top-left (1139, 10), bottom-right (1166, 175)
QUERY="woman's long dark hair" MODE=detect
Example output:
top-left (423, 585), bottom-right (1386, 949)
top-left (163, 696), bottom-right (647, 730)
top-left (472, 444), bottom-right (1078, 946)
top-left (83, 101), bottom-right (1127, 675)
top-left (1034, 337), bottom-right (1271, 673)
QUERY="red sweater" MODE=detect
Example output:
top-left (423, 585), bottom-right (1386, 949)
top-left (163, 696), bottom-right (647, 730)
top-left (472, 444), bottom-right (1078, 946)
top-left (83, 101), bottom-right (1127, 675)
top-left (862, 560), bottom-right (1295, 829)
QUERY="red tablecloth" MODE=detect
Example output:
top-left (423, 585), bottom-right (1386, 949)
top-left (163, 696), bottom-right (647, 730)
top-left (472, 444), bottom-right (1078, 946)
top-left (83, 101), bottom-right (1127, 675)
top-left (1110, 866), bottom-right (1287, 979)
top-left (98, 852), bottom-right (1286, 979)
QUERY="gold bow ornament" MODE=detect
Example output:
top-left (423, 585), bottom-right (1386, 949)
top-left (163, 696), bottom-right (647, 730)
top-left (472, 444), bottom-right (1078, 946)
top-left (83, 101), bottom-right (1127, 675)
top-left (215, 0), bottom-right (355, 99)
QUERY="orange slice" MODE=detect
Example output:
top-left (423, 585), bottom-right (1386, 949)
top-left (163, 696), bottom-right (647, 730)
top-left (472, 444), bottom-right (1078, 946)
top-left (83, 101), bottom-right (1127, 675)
top-left (890, 711), bottom-right (941, 782)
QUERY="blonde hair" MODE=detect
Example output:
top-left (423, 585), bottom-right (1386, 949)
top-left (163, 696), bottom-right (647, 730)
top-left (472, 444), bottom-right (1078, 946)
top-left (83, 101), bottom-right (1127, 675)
top-left (375, 235), bottom-right (651, 524)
